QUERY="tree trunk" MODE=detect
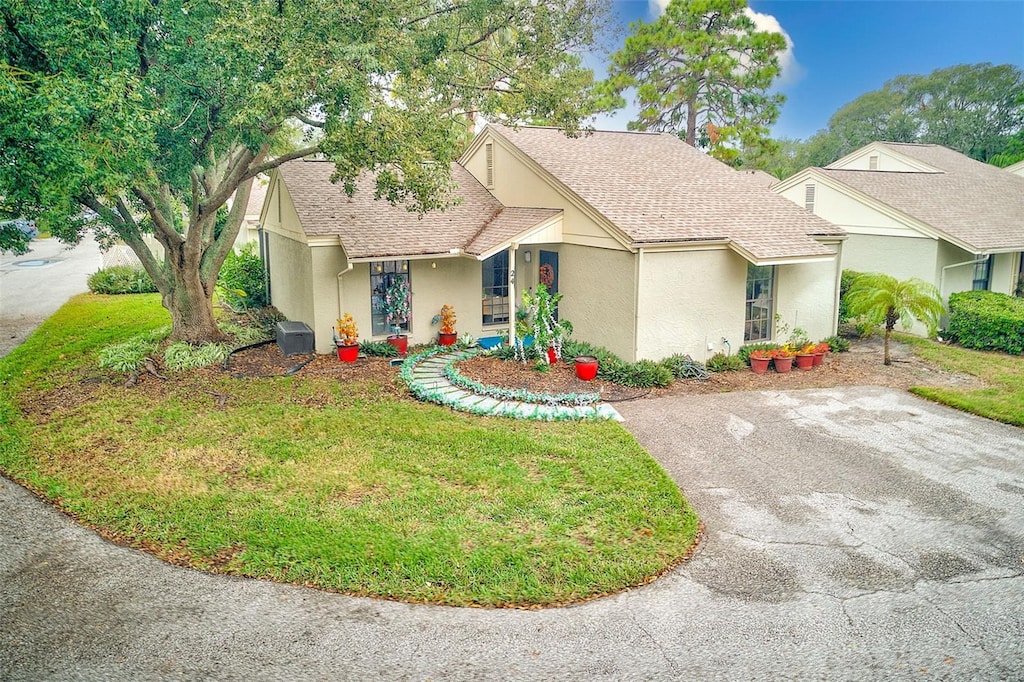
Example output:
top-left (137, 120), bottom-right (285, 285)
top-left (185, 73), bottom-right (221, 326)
top-left (163, 259), bottom-right (228, 345)
top-left (883, 307), bottom-right (897, 366)
top-left (685, 97), bottom-right (698, 146)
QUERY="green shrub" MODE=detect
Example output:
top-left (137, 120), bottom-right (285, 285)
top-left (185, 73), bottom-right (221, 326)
top-left (87, 266), bottom-right (157, 295)
top-left (217, 243), bottom-right (267, 309)
top-left (948, 291), bottom-right (1024, 355)
top-left (705, 353), bottom-right (745, 372)
top-left (737, 342), bottom-right (779, 365)
top-left (359, 340), bottom-right (399, 357)
top-left (821, 335), bottom-right (850, 353)
top-left (662, 353), bottom-right (710, 378)
top-left (599, 358), bottom-right (673, 388)
top-left (164, 342), bottom-right (231, 370)
top-left (838, 269), bottom-right (863, 324)
top-left (218, 320), bottom-right (272, 347)
top-left (98, 338), bottom-right (159, 373)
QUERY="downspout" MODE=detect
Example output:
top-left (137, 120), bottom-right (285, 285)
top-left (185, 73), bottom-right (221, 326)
top-left (633, 248), bottom-right (644, 361)
top-left (336, 260), bottom-right (354, 320)
top-left (508, 243), bottom-right (518, 344)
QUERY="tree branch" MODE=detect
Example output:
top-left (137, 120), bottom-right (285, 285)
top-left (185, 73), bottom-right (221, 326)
top-left (243, 144), bottom-right (320, 179)
top-left (131, 186), bottom-right (182, 245)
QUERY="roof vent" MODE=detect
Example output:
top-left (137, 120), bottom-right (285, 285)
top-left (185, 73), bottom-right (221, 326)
top-left (804, 183), bottom-right (816, 211)
top-left (869, 155), bottom-right (879, 170)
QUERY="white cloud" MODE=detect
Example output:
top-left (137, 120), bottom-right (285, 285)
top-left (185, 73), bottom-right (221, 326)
top-left (646, 1), bottom-right (805, 87)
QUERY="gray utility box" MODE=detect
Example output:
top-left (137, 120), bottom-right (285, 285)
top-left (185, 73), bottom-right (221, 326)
top-left (275, 321), bottom-right (315, 356)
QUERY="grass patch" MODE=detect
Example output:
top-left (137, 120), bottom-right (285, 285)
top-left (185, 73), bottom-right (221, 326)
top-left (897, 333), bottom-right (1024, 426)
top-left (0, 294), bottom-right (699, 607)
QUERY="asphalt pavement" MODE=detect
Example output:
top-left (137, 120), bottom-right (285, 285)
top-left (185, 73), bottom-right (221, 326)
top-left (2, 384), bottom-right (1022, 680)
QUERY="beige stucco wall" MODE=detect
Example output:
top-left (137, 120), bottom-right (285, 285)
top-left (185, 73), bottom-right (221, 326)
top-left (548, 243), bottom-right (637, 360)
top-left (842, 233), bottom-right (938, 283)
top-left (462, 135), bottom-right (627, 251)
top-left (990, 252), bottom-right (1021, 296)
top-left (776, 257), bottom-right (840, 344)
top-left (308, 246), bottom-right (348, 353)
top-left (266, 231), bottom-right (314, 334)
top-left (636, 248), bottom-right (746, 362)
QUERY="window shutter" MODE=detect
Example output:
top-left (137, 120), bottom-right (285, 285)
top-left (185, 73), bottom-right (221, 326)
top-left (804, 184), bottom-right (815, 211)
top-left (485, 143), bottom-right (494, 188)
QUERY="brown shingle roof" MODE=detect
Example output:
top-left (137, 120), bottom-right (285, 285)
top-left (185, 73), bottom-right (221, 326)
top-left (487, 124), bottom-right (842, 261)
top-left (276, 160), bottom-right (559, 259)
top-left (821, 143), bottom-right (1024, 252)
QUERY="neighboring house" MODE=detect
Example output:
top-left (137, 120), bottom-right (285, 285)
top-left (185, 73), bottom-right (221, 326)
top-left (1004, 159), bottom-right (1024, 178)
top-left (262, 125), bottom-right (845, 359)
top-left (230, 175), bottom-right (269, 251)
top-left (775, 142), bottom-right (1024, 323)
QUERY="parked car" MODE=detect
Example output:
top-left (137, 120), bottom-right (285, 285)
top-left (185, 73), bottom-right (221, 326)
top-left (0, 218), bottom-right (38, 239)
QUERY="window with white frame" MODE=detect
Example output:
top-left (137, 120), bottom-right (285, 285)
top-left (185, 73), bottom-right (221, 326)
top-left (745, 263), bottom-right (775, 342)
top-left (972, 255), bottom-right (991, 291)
top-left (481, 251), bottom-right (509, 325)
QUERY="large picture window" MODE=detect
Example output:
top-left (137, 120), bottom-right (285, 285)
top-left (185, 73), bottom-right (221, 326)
top-left (481, 251), bottom-right (509, 325)
top-left (745, 263), bottom-right (775, 342)
top-left (972, 255), bottom-right (991, 291)
top-left (370, 260), bottom-right (411, 336)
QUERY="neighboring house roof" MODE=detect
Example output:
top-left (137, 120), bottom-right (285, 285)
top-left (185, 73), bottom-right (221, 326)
top-left (246, 176), bottom-right (269, 221)
top-left (484, 124), bottom-right (843, 263)
top-left (1004, 159), bottom-right (1024, 177)
top-left (276, 160), bottom-right (559, 259)
top-left (735, 169), bottom-right (779, 188)
top-left (817, 142), bottom-right (1024, 253)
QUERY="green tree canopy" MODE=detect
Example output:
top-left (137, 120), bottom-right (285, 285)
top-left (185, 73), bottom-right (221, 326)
top-left (600, 0), bottom-right (786, 160)
top-left (0, 0), bottom-right (605, 343)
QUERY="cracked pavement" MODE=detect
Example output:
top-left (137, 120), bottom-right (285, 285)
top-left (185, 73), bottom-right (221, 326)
top-left (2, 386), bottom-right (1023, 680)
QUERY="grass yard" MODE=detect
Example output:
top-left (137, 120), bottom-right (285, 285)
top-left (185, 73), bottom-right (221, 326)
top-left (898, 333), bottom-right (1024, 427)
top-left (0, 294), bottom-right (699, 607)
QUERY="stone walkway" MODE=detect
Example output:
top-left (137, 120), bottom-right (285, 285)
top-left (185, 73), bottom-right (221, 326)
top-left (404, 349), bottom-right (623, 421)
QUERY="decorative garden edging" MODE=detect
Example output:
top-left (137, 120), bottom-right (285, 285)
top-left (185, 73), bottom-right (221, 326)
top-left (401, 348), bottom-right (621, 422)
top-left (445, 360), bottom-right (601, 406)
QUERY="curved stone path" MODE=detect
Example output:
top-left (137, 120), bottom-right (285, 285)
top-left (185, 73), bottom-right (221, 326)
top-left (404, 349), bottom-right (623, 421)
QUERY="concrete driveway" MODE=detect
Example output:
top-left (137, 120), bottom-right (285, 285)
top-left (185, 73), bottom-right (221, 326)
top-left (0, 235), bottom-right (103, 357)
top-left (2, 386), bottom-right (1023, 680)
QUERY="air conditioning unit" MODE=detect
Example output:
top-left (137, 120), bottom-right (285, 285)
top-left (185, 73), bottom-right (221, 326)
top-left (275, 321), bottom-right (315, 356)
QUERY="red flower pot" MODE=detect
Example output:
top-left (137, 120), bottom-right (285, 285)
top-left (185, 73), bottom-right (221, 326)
top-left (812, 352), bottom-right (825, 367)
top-left (546, 347), bottom-right (558, 364)
top-left (438, 332), bottom-right (457, 347)
top-left (750, 357), bottom-right (770, 374)
top-left (387, 334), bottom-right (409, 355)
top-left (574, 356), bottom-right (599, 381)
top-left (795, 353), bottom-right (815, 370)
top-left (337, 344), bottom-right (359, 362)
top-left (773, 356), bottom-right (793, 373)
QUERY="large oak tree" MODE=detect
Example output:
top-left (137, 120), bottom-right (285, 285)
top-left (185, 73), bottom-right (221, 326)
top-left (0, 0), bottom-right (604, 343)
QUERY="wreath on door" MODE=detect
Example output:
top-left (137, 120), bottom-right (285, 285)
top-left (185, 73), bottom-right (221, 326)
top-left (539, 263), bottom-right (555, 288)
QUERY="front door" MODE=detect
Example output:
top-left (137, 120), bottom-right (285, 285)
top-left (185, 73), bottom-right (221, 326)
top-left (539, 250), bottom-right (559, 319)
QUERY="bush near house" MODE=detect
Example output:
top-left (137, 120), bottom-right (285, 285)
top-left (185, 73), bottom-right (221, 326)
top-left (947, 291), bottom-right (1024, 355)
top-left (217, 243), bottom-right (267, 310)
top-left (87, 265), bottom-right (158, 294)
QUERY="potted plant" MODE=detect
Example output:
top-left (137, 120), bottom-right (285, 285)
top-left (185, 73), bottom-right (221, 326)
top-left (795, 343), bottom-right (817, 370)
top-left (813, 341), bottom-right (830, 367)
top-left (521, 283), bottom-right (572, 364)
top-left (574, 355), bottom-right (599, 380)
top-left (334, 313), bottom-right (359, 362)
top-left (770, 345), bottom-right (795, 373)
top-left (749, 349), bottom-right (772, 374)
top-left (382, 276), bottom-right (411, 354)
top-left (434, 304), bottom-right (457, 346)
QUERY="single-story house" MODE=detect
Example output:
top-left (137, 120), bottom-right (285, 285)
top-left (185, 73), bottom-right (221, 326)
top-left (261, 125), bottom-right (846, 359)
top-left (774, 142), bottom-right (1024, 319)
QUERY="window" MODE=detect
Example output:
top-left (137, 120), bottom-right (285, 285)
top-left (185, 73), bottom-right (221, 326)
top-left (804, 184), bottom-right (815, 211)
top-left (370, 260), bottom-right (411, 335)
top-left (972, 255), bottom-right (991, 291)
top-left (745, 263), bottom-right (775, 342)
top-left (485, 143), bottom-right (494, 188)
top-left (868, 155), bottom-right (879, 170)
top-left (481, 251), bottom-right (509, 325)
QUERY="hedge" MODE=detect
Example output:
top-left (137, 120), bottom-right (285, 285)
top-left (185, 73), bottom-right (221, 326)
top-left (948, 290), bottom-right (1024, 355)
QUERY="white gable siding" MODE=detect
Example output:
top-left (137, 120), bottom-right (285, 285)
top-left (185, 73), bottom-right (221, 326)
top-left (779, 180), bottom-right (919, 236)
top-left (830, 149), bottom-right (925, 172)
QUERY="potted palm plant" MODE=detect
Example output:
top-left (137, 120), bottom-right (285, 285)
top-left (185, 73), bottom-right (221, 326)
top-left (334, 313), bottom-right (359, 362)
top-left (383, 276), bottom-right (411, 354)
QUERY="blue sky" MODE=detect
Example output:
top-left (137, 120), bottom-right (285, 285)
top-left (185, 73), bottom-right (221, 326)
top-left (596, 1), bottom-right (1024, 140)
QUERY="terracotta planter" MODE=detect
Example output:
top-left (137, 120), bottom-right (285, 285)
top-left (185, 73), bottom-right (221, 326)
top-left (546, 346), bottom-right (558, 364)
top-left (337, 344), bottom-right (359, 363)
top-left (750, 356), bottom-right (770, 374)
top-left (438, 332), bottom-right (457, 347)
top-left (773, 356), bottom-right (793, 373)
top-left (387, 334), bottom-right (409, 355)
top-left (574, 356), bottom-right (599, 381)
top-left (795, 353), bottom-right (815, 370)
top-left (812, 352), bottom-right (825, 367)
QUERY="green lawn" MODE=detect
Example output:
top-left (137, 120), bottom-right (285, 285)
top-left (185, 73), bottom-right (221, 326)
top-left (0, 294), bottom-right (699, 607)
top-left (897, 333), bottom-right (1024, 427)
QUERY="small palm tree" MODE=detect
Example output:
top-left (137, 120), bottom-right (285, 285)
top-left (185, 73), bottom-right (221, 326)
top-left (846, 273), bottom-right (945, 365)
